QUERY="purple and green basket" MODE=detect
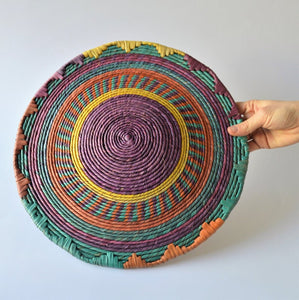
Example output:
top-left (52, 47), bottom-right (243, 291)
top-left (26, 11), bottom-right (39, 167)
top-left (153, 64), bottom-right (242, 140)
top-left (14, 41), bottom-right (249, 268)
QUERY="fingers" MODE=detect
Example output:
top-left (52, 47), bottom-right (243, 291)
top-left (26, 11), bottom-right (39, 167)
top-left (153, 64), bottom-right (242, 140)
top-left (248, 140), bottom-right (261, 152)
top-left (235, 101), bottom-right (256, 118)
top-left (227, 112), bottom-right (264, 137)
top-left (235, 102), bottom-right (247, 114)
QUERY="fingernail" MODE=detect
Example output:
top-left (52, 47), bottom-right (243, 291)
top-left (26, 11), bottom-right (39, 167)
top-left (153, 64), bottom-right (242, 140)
top-left (228, 125), bottom-right (238, 133)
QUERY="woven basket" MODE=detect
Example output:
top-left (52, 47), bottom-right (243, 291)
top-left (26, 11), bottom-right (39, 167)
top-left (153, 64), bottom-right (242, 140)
top-left (14, 41), bottom-right (248, 268)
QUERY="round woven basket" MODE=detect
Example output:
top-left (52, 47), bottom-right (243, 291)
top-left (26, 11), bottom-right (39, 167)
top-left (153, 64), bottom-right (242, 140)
top-left (14, 41), bottom-right (249, 268)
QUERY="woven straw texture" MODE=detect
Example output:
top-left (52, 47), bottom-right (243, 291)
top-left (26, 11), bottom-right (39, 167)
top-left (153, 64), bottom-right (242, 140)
top-left (14, 41), bottom-right (249, 268)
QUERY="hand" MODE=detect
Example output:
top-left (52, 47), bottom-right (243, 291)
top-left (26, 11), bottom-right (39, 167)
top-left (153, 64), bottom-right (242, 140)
top-left (227, 100), bottom-right (299, 152)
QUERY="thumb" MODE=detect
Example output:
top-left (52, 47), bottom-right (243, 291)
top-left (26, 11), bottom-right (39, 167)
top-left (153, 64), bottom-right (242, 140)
top-left (227, 113), bottom-right (264, 136)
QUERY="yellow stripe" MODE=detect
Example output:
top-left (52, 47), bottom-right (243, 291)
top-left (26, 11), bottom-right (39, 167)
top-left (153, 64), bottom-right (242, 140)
top-left (83, 41), bottom-right (185, 58)
top-left (70, 88), bottom-right (189, 202)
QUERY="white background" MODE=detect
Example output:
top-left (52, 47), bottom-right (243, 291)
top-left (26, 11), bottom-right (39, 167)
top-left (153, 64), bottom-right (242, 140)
top-left (0, 0), bottom-right (298, 299)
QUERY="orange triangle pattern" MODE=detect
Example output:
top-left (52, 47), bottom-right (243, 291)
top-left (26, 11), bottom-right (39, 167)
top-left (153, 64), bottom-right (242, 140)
top-left (123, 218), bottom-right (224, 268)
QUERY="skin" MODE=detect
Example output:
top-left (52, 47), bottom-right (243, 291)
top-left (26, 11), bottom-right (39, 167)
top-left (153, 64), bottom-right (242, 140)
top-left (227, 100), bottom-right (299, 152)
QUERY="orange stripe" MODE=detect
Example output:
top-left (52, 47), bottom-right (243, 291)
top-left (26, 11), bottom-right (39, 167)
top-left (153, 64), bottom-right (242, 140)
top-left (137, 202), bottom-right (144, 221)
top-left (184, 161), bottom-right (199, 179)
top-left (127, 74), bottom-right (137, 87)
top-left (123, 203), bottom-right (133, 222)
top-left (158, 193), bottom-right (166, 215)
top-left (59, 127), bottom-right (72, 135)
top-left (110, 203), bottom-right (124, 221)
top-left (175, 103), bottom-right (192, 111)
top-left (166, 190), bottom-right (175, 208)
top-left (58, 173), bottom-right (76, 181)
top-left (76, 96), bottom-right (85, 110)
top-left (97, 81), bottom-right (103, 95)
top-left (98, 202), bottom-right (114, 218)
top-left (87, 196), bottom-right (104, 212)
top-left (71, 185), bottom-right (86, 198)
top-left (55, 157), bottom-right (73, 164)
top-left (108, 75), bottom-right (113, 90)
top-left (180, 172), bottom-right (193, 189)
top-left (160, 86), bottom-right (172, 96)
top-left (82, 90), bottom-right (91, 104)
top-left (148, 198), bottom-right (155, 218)
top-left (63, 118), bottom-right (75, 127)
top-left (174, 181), bottom-right (184, 199)
top-left (91, 83), bottom-right (97, 99)
top-left (55, 135), bottom-right (70, 143)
